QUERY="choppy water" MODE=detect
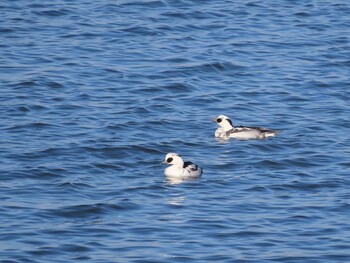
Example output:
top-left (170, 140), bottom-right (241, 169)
top-left (1, 0), bottom-right (350, 262)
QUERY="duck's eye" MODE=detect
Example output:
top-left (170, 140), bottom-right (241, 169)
top-left (217, 118), bottom-right (222, 123)
top-left (166, 157), bottom-right (173, 163)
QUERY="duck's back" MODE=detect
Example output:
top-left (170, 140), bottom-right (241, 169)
top-left (183, 162), bottom-right (202, 178)
top-left (228, 126), bottom-right (278, 139)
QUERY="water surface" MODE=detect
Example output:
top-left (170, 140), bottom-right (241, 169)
top-left (1, 0), bottom-right (350, 262)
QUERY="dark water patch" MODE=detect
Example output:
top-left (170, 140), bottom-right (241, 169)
top-left (284, 157), bottom-right (321, 168)
top-left (186, 61), bottom-right (246, 74)
top-left (252, 159), bottom-right (289, 170)
top-left (92, 162), bottom-right (123, 170)
top-left (0, 27), bottom-right (15, 33)
top-left (119, 0), bottom-right (167, 8)
top-left (48, 202), bottom-right (139, 219)
top-left (157, 61), bottom-right (246, 79)
top-left (57, 243), bottom-right (91, 253)
top-left (339, 161), bottom-right (350, 167)
top-left (8, 147), bottom-right (72, 161)
top-left (45, 81), bottom-right (64, 89)
top-left (245, 185), bottom-right (270, 192)
top-left (1, 258), bottom-right (39, 263)
top-left (281, 180), bottom-right (341, 193)
top-left (122, 26), bottom-right (162, 36)
top-left (71, 255), bottom-right (91, 261)
top-left (294, 11), bottom-right (311, 17)
top-left (15, 106), bottom-right (30, 112)
top-left (32, 9), bottom-right (70, 17)
top-left (56, 181), bottom-right (94, 190)
top-left (40, 225), bottom-right (119, 237)
top-left (124, 184), bottom-right (166, 194)
top-left (26, 246), bottom-right (66, 257)
top-left (161, 82), bottom-right (193, 92)
top-left (24, 166), bottom-right (67, 178)
top-left (77, 144), bottom-right (156, 160)
top-left (12, 81), bottom-right (38, 88)
top-left (326, 202), bottom-right (350, 213)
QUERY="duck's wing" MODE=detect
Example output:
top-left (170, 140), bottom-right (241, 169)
top-left (225, 126), bottom-right (254, 136)
top-left (247, 126), bottom-right (282, 136)
top-left (234, 126), bottom-right (255, 131)
top-left (243, 126), bottom-right (277, 133)
top-left (233, 125), bottom-right (280, 133)
top-left (183, 161), bottom-right (199, 172)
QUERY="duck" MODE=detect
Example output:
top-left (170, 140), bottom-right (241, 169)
top-left (213, 114), bottom-right (280, 140)
top-left (162, 153), bottom-right (202, 179)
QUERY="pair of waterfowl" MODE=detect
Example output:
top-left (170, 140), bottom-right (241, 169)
top-left (162, 114), bottom-right (280, 180)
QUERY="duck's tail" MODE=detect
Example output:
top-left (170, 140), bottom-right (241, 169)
top-left (264, 130), bottom-right (282, 138)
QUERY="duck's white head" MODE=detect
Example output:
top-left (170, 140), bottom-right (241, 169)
top-left (162, 153), bottom-right (184, 168)
top-left (213, 115), bottom-right (234, 131)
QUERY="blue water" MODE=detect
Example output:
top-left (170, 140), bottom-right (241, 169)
top-left (1, 0), bottom-right (350, 262)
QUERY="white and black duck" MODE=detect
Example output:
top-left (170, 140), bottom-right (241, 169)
top-left (162, 153), bottom-right (202, 179)
top-left (213, 114), bottom-right (280, 140)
